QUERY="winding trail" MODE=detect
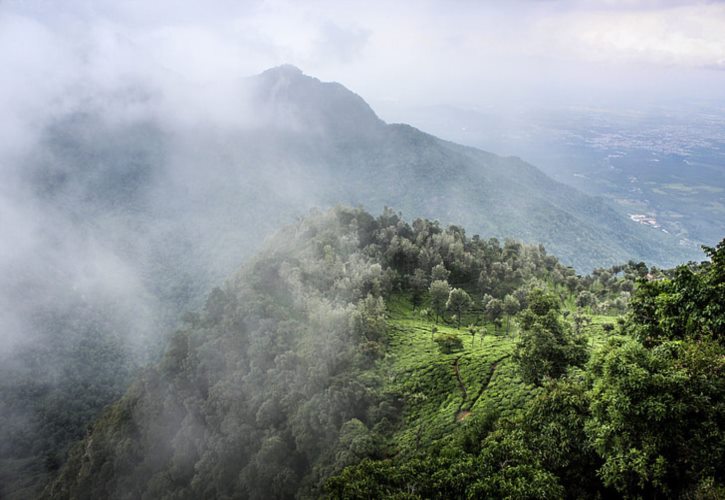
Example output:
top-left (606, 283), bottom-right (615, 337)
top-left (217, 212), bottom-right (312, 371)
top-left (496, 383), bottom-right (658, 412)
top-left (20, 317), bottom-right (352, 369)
top-left (454, 354), bottom-right (511, 421)
top-left (452, 356), bottom-right (467, 401)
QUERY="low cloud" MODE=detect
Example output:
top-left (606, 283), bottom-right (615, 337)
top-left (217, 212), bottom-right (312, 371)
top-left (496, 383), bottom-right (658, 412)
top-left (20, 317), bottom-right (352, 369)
top-left (3, 0), bottom-right (725, 114)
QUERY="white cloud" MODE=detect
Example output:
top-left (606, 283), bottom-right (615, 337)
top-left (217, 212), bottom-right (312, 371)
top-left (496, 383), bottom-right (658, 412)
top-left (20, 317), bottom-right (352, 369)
top-left (534, 3), bottom-right (725, 68)
top-left (1, 0), bottom-right (725, 114)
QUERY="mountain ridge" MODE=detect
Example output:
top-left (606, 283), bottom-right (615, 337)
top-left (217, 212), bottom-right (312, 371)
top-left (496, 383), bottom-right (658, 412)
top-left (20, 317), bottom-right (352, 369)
top-left (240, 65), bottom-right (695, 270)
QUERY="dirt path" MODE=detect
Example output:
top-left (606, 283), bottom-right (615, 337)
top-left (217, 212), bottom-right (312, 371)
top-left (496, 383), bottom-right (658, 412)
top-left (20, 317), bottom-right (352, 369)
top-left (452, 356), bottom-right (467, 401)
top-left (465, 355), bottom-right (510, 411)
top-left (454, 354), bottom-right (510, 421)
top-left (453, 356), bottom-right (469, 421)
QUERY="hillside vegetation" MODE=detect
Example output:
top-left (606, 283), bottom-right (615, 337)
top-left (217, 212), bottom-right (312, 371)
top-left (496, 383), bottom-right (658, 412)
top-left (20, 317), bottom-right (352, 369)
top-left (0, 66), bottom-right (700, 498)
top-left (42, 207), bottom-right (724, 499)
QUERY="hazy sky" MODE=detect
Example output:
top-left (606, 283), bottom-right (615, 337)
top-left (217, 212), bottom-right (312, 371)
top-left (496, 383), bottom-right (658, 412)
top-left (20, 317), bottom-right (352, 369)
top-left (3, 0), bottom-right (725, 124)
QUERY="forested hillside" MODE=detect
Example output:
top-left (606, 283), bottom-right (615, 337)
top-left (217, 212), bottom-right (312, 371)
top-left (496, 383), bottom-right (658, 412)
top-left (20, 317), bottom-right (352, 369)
top-left (2, 66), bottom-right (700, 498)
top-left (42, 207), bottom-right (724, 499)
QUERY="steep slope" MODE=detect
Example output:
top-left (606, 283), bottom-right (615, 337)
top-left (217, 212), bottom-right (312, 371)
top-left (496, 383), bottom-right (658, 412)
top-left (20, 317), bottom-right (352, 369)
top-left (0, 65), bottom-right (699, 497)
top-left (42, 208), bottom-right (725, 499)
top-left (39, 207), bottom-right (572, 499)
top-left (42, 208), bottom-right (393, 499)
top-left (238, 65), bottom-right (696, 271)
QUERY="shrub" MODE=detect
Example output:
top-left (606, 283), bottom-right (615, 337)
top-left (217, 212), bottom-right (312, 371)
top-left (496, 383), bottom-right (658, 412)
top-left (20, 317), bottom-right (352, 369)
top-left (434, 333), bottom-right (463, 354)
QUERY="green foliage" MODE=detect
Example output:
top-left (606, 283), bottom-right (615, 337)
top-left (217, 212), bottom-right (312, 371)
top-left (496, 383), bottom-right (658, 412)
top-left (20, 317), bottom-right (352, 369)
top-left (582, 242), bottom-right (725, 496)
top-left (575, 290), bottom-right (595, 308)
top-left (445, 288), bottom-right (472, 328)
top-left (485, 298), bottom-right (504, 332)
top-left (586, 335), bottom-right (725, 497)
top-left (629, 239), bottom-right (725, 346)
top-left (433, 333), bottom-right (464, 354)
top-left (0, 298), bottom-right (140, 499)
top-left (325, 229), bottom-right (725, 499)
top-left (513, 290), bottom-right (588, 385)
top-left (471, 427), bottom-right (565, 499)
top-left (428, 280), bottom-right (450, 323)
top-left (38, 210), bottom-right (725, 499)
top-left (42, 209), bottom-right (394, 500)
top-left (503, 293), bottom-right (520, 316)
top-left (518, 377), bottom-right (602, 496)
top-left (352, 294), bottom-right (387, 343)
top-left (503, 293), bottom-right (520, 334)
top-left (408, 268), bottom-right (428, 310)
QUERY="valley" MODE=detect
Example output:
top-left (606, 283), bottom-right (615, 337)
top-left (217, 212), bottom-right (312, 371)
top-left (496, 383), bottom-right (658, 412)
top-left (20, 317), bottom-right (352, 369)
top-left (378, 102), bottom-right (725, 252)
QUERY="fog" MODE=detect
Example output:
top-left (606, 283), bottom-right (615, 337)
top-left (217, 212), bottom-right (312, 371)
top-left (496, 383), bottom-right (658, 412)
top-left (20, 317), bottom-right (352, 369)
top-left (5, 1), bottom-right (725, 110)
top-left (0, 0), bottom-right (721, 368)
top-left (1, 0), bottom-right (722, 404)
top-left (1, 0), bottom-right (724, 496)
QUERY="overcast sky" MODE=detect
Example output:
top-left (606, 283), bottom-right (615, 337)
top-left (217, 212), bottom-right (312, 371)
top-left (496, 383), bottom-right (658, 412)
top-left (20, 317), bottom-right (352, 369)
top-left (3, 0), bottom-right (725, 124)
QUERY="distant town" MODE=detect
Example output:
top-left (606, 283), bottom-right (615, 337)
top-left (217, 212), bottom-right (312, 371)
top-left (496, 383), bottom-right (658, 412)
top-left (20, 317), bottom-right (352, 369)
top-left (629, 213), bottom-right (659, 227)
top-left (629, 213), bottom-right (670, 234)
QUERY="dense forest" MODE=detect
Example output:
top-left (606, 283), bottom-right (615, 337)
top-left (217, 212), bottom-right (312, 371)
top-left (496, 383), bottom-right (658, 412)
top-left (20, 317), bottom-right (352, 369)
top-left (34, 207), bottom-right (723, 499)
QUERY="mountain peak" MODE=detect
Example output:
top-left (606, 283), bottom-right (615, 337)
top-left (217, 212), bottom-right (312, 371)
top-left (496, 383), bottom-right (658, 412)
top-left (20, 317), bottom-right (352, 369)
top-left (260, 64), bottom-right (304, 78)
top-left (252, 65), bottom-right (384, 139)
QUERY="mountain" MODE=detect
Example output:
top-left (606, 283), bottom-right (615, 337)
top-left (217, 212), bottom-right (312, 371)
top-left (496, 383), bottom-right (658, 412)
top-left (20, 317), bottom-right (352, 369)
top-left (379, 102), bottom-right (725, 251)
top-left (225, 65), bottom-right (698, 271)
top-left (0, 66), bottom-right (701, 497)
top-left (41, 207), bottom-right (725, 499)
top-left (25, 65), bottom-right (697, 279)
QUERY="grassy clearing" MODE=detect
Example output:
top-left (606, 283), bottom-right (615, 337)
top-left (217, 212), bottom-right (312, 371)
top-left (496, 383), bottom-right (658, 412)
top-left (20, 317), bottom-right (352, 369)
top-left (380, 293), bottom-right (621, 455)
top-left (381, 294), bottom-right (534, 453)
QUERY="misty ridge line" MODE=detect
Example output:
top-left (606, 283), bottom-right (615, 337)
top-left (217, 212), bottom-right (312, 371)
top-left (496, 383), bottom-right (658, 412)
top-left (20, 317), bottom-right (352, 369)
top-left (35, 206), bottom-right (571, 498)
top-left (37, 205), bottom-right (725, 499)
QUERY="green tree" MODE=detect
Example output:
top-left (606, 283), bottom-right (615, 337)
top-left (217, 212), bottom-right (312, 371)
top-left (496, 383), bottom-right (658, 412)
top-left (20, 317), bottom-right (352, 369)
top-left (351, 294), bottom-right (387, 343)
top-left (470, 427), bottom-right (564, 499)
top-left (434, 332), bottom-right (464, 354)
top-left (429, 280), bottom-right (450, 323)
top-left (586, 336), bottom-right (725, 497)
top-left (485, 298), bottom-right (503, 335)
top-left (333, 419), bottom-right (380, 469)
top-left (468, 324), bottom-right (479, 347)
top-left (628, 238), bottom-right (725, 346)
top-left (521, 377), bottom-right (603, 497)
top-left (409, 268), bottom-right (428, 311)
top-left (446, 288), bottom-right (472, 329)
top-left (478, 268), bottom-right (493, 297)
top-left (572, 312), bottom-right (592, 335)
top-left (514, 289), bottom-right (588, 385)
top-left (575, 290), bottom-right (595, 309)
top-left (431, 264), bottom-right (450, 282)
top-left (503, 294), bottom-right (520, 335)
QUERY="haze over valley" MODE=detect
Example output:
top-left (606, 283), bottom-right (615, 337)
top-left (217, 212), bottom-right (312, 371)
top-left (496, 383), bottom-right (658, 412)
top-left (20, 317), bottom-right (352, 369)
top-left (381, 101), bottom-right (725, 252)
